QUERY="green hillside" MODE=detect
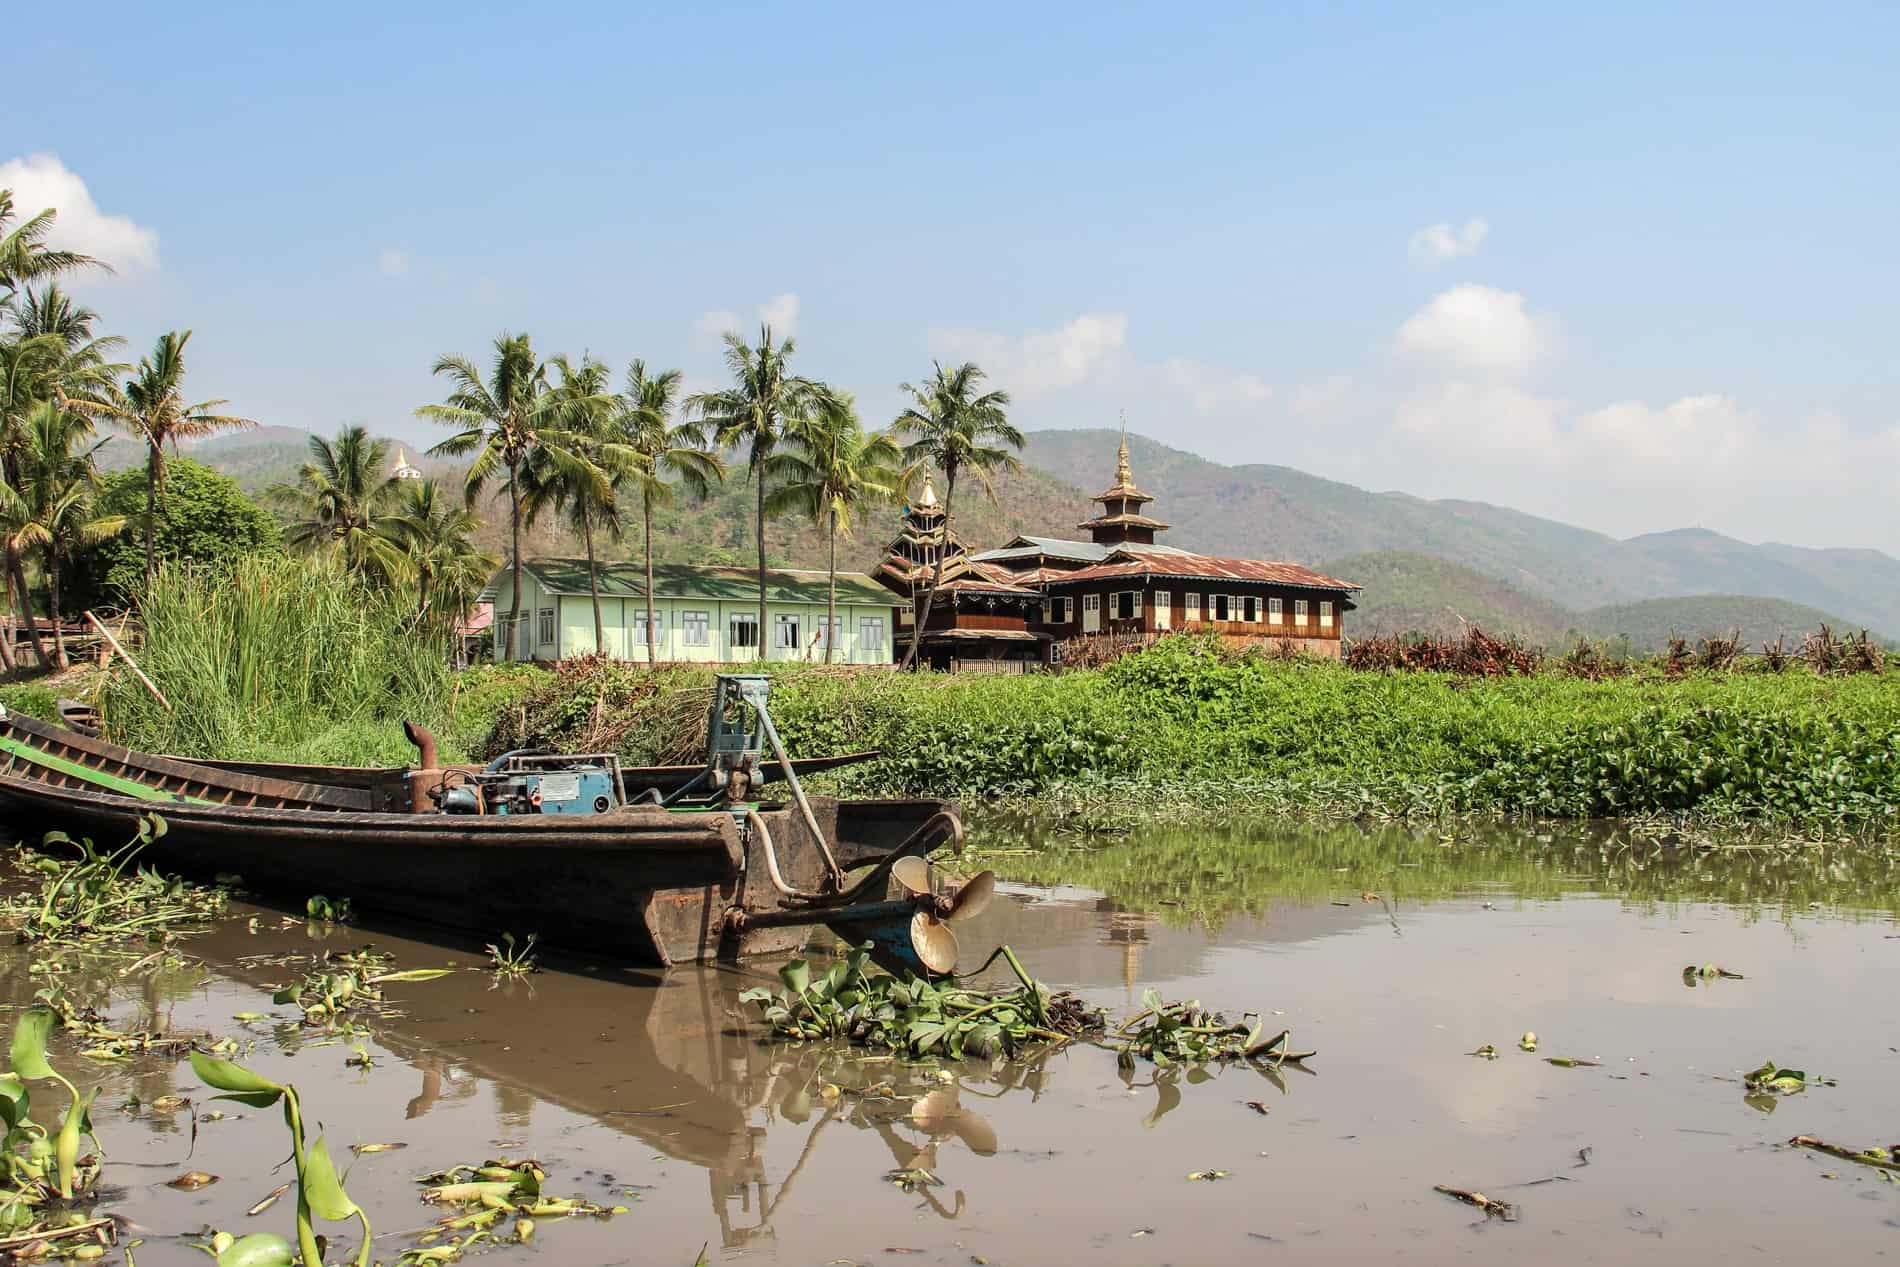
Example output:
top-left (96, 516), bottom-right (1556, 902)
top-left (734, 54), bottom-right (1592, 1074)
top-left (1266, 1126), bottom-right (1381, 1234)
top-left (1319, 552), bottom-right (1582, 644)
top-left (1022, 429), bottom-right (1900, 637)
top-left (1581, 595), bottom-right (1882, 651)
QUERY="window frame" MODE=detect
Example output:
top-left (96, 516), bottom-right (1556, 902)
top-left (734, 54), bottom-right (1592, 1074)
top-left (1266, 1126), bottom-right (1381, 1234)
top-left (680, 609), bottom-right (710, 647)
top-left (1242, 595), bottom-right (1258, 623)
top-left (1212, 594), bottom-right (1231, 622)
top-left (537, 608), bottom-right (556, 646)
top-left (1319, 600), bottom-right (1333, 628)
top-left (773, 613), bottom-right (802, 650)
top-left (857, 615), bottom-right (885, 652)
top-left (1185, 592), bottom-right (1201, 620)
top-left (729, 612), bottom-right (760, 650)
top-left (1294, 598), bottom-right (1309, 624)
top-left (1268, 596), bottom-right (1284, 625)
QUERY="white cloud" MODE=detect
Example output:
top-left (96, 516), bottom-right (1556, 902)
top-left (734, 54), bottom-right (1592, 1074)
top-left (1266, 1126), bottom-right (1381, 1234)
top-left (1396, 284), bottom-right (1550, 377)
top-left (693, 309), bottom-right (740, 338)
top-left (929, 311), bottom-right (1129, 398)
top-left (1409, 218), bottom-right (1489, 263)
top-left (1160, 357), bottom-right (1272, 413)
top-left (758, 292), bottom-right (799, 336)
top-left (0, 153), bottom-right (159, 275)
top-left (694, 293), bottom-right (801, 341)
top-left (377, 248), bottom-right (410, 277)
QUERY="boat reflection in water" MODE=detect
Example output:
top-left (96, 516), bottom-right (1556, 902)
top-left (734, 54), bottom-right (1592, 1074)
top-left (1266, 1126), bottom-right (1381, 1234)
top-left (193, 916), bottom-right (1068, 1249)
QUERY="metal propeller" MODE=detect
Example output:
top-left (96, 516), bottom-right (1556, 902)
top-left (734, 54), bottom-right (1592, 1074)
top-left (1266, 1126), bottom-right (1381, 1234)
top-left (892, 859), bottom-right (997, 975)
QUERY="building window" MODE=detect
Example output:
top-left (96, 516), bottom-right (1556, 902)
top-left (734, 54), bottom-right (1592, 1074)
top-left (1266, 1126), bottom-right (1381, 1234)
top-left (1269, 596), bottom-right (1283, 625)
top-left (1320, 601), bottom-right (1333, 628)
top-left (1047, 596), bottom-right (1070, 624)
top-left (813, 615), bottom-right (843, 652)
top-left (630, 612), bottom-right (654, 647)
top-left (1114, 591), bottom-right (1139, 620)
top-left (537, 608), bottom-right (555, 646)
top-left (774, 613), bottom-right (801, 649)
top-left (1243, 595), bottom-right (1258, 623)
top-left (729, 613), bottom-right (759, 650)
top-left (1294, 599), bottom-right (1309, 624)
top-left (1185, 592), bottom-right (1201, 621)
top-left (1153, 590), bottom-right (1171, 630)
top-left (858, 616), bottom-right (885, 652)
top-left (681, 610), bottom-right (710, 647)
top-left (1084, 594), bottom-right (1101, 613)
top-left (1212, 594), bottom-right (1230, 622)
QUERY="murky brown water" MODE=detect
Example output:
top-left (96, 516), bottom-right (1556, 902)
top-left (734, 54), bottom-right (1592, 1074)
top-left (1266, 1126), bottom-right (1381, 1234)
top-left (9, 817), bottom-right (1900, 1265)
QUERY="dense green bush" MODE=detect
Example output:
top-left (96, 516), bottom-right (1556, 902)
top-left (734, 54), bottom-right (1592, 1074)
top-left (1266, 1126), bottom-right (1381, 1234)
top-left (66, 459), bottom-right (283, 611)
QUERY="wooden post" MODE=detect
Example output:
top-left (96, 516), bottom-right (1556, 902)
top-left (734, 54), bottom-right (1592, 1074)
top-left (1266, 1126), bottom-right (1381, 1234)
top-left (85, 611), bottom-right (171, 713)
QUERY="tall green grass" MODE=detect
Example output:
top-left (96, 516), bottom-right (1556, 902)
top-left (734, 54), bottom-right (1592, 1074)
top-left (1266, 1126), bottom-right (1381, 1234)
top-left (102, 556), bottom-right (454, 764)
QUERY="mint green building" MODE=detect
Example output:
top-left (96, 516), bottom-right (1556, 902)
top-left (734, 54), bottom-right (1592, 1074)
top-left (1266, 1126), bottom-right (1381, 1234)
top-left (482, 558), bottom-right (896, 664)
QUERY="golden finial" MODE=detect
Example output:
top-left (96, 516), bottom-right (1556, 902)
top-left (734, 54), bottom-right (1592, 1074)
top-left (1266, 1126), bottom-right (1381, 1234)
top-left (1115, 410), bottom-right (1132, 489)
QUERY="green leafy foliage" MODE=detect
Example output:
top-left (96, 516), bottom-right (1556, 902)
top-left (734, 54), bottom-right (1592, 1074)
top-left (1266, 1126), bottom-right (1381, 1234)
top-left (1113, 989), bottom-right (1312, 1071)
top-left (736, 948), bottom-right (1101, 1059)
top-left (2, 815), bottom-right (227, 944)
top-left (403, 1158), bottom-right (623, 1263)
top-left (271, 948), bottom-right (452, 1026)
top-left (0, 1006), bottom-right (101, 1224)
top-left (66, 458), bottom-right (282, 610)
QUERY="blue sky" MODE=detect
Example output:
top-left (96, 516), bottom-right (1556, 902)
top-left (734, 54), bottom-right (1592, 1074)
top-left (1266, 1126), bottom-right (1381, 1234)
top-left (8, 2), bottom-right (1899, 550)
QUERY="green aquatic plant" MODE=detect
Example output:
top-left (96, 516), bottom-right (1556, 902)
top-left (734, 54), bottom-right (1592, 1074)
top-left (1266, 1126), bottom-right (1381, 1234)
top-left (0, 1006), bottom-right (101, 1215)
top-left (737, 946), bottom-right (1101, 1059)
top-left (1112, 989), bottom-right (1313, 1071)
top-left (303, 895), bottom-right (352, 925)
top-left (483, 932), bottom-right (539, 979)
top-left (272, 948), bottom-right (453, 1026)
top-left (4, 815), bottom-right (228, 944)
top-left (398, 1157), bottom-right (624, 1262)
top-left (189, 1050), bottom-right (371, 1267)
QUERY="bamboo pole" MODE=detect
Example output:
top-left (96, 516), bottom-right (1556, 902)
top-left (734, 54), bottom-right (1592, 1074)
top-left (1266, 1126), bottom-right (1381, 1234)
top-left (85, 610), bottom-right (171, 713)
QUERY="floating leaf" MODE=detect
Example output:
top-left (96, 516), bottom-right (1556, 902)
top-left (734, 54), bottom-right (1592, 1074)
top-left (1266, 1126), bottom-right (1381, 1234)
top-left (10, 1006), bottom-right (57, 1081)
top-left (1186, 1169), bottom-right (1229, 1181)
top-left (168, 1170), bottom-right (219, 1190)
top-left (351, 1142), bottom-right (407, 1155)
top-left (1469, 1045), bottom-right (1498, 1060)
top-left (247, 1183), bottom-right (291, 1216)
top-left (215, 1232), bottom-right (296, 1267)
top-left (1518, 1032), bottom-right (1538, 1052)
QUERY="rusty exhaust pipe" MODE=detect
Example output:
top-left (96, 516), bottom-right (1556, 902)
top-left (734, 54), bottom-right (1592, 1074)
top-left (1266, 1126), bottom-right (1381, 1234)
top-left (403, 721), bottom-right (441, 814)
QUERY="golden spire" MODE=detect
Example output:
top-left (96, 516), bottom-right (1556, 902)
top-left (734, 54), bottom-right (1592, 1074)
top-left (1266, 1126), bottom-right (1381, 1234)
top-left (917, 475), bottom-right (940, 511)
top-left (1115, 410), bottom-right (1131, 488)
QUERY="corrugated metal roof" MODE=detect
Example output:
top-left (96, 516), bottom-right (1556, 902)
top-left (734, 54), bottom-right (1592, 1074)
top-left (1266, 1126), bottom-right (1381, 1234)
top-left (1040, 552), bottom-right (1361, 591)
top-left (490, 559), bottom-right (895, 606)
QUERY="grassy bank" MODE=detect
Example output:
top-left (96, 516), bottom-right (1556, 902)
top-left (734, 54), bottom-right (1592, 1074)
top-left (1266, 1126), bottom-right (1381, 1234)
top-left (443, 637), bottom-right (1900, 830)
top-left (99, 597), bottom-right (1900, 828)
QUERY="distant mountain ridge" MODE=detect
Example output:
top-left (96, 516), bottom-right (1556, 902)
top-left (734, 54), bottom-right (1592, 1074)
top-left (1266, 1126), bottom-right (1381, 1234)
top-left (157, 426), bottom-right (1900, 642)
top-left (1021, 430), bottom-right (1900, 637)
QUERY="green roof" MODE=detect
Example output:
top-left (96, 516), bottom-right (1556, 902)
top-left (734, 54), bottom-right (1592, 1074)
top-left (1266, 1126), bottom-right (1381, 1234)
top-left (491, 559), bottom-right (894, 607)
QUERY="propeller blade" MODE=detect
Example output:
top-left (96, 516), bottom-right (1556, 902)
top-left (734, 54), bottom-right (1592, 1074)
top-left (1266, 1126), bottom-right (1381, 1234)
top-left (949, 1106), bottom-right (999, 1156)
top-left (910, 910), bottom-right (960, 975)
top-left (945, 870), bottom-right (996, 923)
top-left (892, 856), bottom-right (933, 897)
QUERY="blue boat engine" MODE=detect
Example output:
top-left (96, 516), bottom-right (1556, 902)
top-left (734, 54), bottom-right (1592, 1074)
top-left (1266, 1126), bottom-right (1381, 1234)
top-left (438, 751), bottom-right (624, 816)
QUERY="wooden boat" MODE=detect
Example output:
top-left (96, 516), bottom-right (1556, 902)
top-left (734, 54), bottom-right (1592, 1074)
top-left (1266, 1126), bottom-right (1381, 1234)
top-left (0, 676), bottom-right (990, 973)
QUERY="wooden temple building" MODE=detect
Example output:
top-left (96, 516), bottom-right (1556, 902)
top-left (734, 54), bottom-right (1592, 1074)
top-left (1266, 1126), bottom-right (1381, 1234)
top-left (875, 430), bottom-right (1360, 669)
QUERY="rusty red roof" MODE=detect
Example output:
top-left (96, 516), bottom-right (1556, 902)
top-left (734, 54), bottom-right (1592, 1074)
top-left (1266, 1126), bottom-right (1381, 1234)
top-left (1039, 551), bottom-right (1360, 591)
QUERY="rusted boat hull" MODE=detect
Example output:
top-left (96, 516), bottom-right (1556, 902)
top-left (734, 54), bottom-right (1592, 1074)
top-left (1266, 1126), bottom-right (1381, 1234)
top-left (0, 710), bottom-right (958, 967)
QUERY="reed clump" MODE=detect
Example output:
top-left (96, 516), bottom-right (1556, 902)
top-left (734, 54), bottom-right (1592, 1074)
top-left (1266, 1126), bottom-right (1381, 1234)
top-left (101, 556), bottom-right (454, 764)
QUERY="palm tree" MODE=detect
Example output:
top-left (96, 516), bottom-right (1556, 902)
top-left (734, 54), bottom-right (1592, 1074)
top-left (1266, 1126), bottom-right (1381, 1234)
top-left (891, 361), bottom-right (1021, 670)
top-left (766, 391), bottom-right (903, 662)
top-left (389, 478), bottom-right (495, 664)
top-left (683, 326), bottom-right (824, 661)
top-left (618, 360), bottom-right (723, 665)
top-left (104, 331), bottom-right (256, 588)
top-left (273, 425), bottom-right (408, 584)
top-left (0, 190), bottom-right (108, 310)
top-left (419, 333), bottom-right (596, 661)
top-left (520, 355), bottom-right (624, 651)
top-left (5, 400), bottom-right (124, 667)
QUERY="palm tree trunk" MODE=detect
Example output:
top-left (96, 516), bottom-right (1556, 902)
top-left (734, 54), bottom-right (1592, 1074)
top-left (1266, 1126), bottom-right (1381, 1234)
top-left (826, 509), bottom-right (838, 665)
top-left (0, 615), bottom-right (14, 672)
top-left (8, 552), bottom-right (50, 671)
top-left (902, 475), bottom-right (956, 671)
top-left (754, 468), bottom-right (767, 663)
top-left (505, 462), bottom-right (523, 662)
top-left (583, 507), bottom-right (604, 655)
top-left (143, 444), bottom-right (160, 589)
top-left (643, 495), bottom-right (658, 668)
top-left (46, 547), bottom-right (66, 670)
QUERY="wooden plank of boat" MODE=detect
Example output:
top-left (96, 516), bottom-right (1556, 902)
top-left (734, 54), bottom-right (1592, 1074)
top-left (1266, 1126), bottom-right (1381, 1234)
top-left (0, 708), bottom-right (371, 811)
